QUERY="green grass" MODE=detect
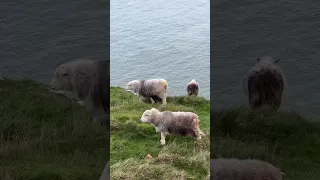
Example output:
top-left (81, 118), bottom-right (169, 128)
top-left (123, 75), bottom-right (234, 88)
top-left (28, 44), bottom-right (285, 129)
top-left (0, 78), bottom-right (108, 180)
top-left (211, 107), bottom-right (320, 180)
top-left (110, 87), bottom-right (210, 180)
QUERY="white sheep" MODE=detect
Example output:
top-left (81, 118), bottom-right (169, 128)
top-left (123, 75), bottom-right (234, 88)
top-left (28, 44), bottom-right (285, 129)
top-left (140, 108), bottom-right (205, 145)
top-left (50, 59), bottom-right (109, 127)
top-left (186, 79), bottom-right (200, 96)
top-left (243, 56), bottom-right (285, 111)
top-left (126, 78), bottom-right (168, 106)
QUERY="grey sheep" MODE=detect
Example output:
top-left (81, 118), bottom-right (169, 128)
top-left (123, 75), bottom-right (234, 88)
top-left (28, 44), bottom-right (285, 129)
top-left (50, 59), bottom-right (109, 127)
top-left (211, 158), bottom-right (286, 180)
top-left (125, 78), bottom-right (168, 106)
top-left (187, 79), bottom-right (200, 96)
top-left (243, 56), bottom-right (285, 111)
top-left (140, 108), bottom-right (205, 145)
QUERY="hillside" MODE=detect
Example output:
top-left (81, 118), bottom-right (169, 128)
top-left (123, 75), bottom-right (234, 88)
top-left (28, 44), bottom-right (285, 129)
top-left (0, 78), bottom-right (108, 180)
top-left (211, 107), bottom-right (320, 180)
top-left (110, 87), bottom-right (210, 180)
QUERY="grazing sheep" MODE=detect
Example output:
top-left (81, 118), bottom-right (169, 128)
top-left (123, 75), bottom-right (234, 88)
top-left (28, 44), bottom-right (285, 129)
top-left (50, 59), bottom-right (110, 127)
top-left (187, 79), bottom-right (200, 96)
top-left (210, 158), bottom-right (285, 180)
top-left (99, 161), bottom-right (110, 180)
top-left (125, 78), bottom-right (168, 106)
top-left (140, 108), bottom-right (205, 145)
top-left (243, 56), bottom-right (285, 111)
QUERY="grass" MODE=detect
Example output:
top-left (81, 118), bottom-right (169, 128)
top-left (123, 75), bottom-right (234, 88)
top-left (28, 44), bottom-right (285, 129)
top-left (211, 107), bottom-right (320, 180)
top-left (0, 78), bottom-right (108, 180)
top-left (110, 87), bottom-right (210, 180)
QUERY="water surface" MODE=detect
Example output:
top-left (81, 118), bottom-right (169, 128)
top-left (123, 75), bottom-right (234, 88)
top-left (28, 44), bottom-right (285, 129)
top-left (1, 0), bottom-right (109, 83)
top-left (211, 0), bottom-right (320, 120)
top-left (111, 0), bottom-right (210, 99)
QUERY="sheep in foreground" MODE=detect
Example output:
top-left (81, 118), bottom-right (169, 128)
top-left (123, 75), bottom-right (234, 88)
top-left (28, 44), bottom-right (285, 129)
top-left (50, 59), bottom-right (110, 127)
top-left (243, 56), bottom-right (285, 111)
top-left (125, 78), bottom-right (168, 106)
top-left (210, 158), bottom-right (285, 180)
top-left (140, 108), bottom-right (205, 145)
top-left (186, 79), bottom-right (200, 96)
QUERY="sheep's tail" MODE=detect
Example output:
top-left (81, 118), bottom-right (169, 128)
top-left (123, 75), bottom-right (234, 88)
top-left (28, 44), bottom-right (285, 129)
top-left (160, 79), bottom-right (168, 91)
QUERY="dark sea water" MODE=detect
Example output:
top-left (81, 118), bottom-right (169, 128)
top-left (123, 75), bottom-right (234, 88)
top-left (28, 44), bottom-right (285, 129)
top-left (0, 0), bottom-right (109, 84)
top-left (110, 0), bottom-right (210, 99)
top-left (211, 0), bottom-right (320, 120)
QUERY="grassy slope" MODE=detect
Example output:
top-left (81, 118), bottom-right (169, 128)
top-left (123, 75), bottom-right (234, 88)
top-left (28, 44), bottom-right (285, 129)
top-left (0, 78), bottom-right (108, 180)
top-left (110, 87), bottom-right (210, 180)
top-left (211, 107), bottom-right (320, 180)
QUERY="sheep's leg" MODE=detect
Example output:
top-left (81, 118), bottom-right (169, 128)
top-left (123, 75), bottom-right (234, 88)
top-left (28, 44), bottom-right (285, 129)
top-left (160, 132), bottom-right (167, 145)
top-left (155, 127), bottom-right (160, 133)
top-left (194, 127), bottom-right (203, 140)
top-left (162, 98), bottom-right (167, 106)
top-left (149, 97), bottom-right (155, 104)
top-left (159, 93), bottom-right (167, 106)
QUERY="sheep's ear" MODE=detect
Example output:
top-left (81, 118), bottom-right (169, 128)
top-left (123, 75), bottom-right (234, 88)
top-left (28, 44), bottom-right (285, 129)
top-left (281, 172), bottom-right (286, 177)
top-left (275, 59), bottom-right (280, 63)
top-left (151, 107), bottom-right (158, 112)
top-left (257, 58), bottom-right (260, 61)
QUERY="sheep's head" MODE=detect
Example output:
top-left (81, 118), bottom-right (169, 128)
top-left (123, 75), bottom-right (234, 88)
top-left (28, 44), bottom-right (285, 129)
top-left (125, 80), bottom-right (139, 93)
top-left (140, 109), bottom-right (152, 123)
top-left (50, 65), bottom-right (72, 91)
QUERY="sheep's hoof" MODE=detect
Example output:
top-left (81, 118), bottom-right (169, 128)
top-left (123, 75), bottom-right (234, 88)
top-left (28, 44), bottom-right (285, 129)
top-left (160, 141), bottom-right (166, 145)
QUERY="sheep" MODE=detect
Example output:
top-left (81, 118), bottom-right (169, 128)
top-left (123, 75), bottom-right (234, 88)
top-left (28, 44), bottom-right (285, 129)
top-left (125, 78), bottom-right (168, 106)
top-left (186, 79), bottom-right (200, 96)
top-left (50, 59), bottom-right (110, 127)
top-left (140, 108), bottom-right (205, 145)
top-left (243, 56), bottom-right (285, 111)
top-left (210, 158), bottom-right (286, 180)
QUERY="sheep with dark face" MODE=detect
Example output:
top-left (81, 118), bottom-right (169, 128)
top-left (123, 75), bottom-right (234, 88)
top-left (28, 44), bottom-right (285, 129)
top-left (140, 108), bottom-right (205, 145)
top-left (187, 79), bottom-right (200, 96)
top-left (210, 158), bottom-right (285, 180)
top-left (243, 56), bottom-right (285, 111)
top-left (125, 78), bottom-right (168, 106)
top-left (50, 59), bottom-right (110, 127)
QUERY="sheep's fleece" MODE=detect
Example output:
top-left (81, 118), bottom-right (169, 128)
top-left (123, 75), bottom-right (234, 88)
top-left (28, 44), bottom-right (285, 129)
top-left (50, 59), bottom-right (109, 127)
top-left (125, 78), bottom-right (168, 105)
top-left (210, 158), bottom-right (285, 180)
top-left (140, 108), bottom-right (204, 145)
